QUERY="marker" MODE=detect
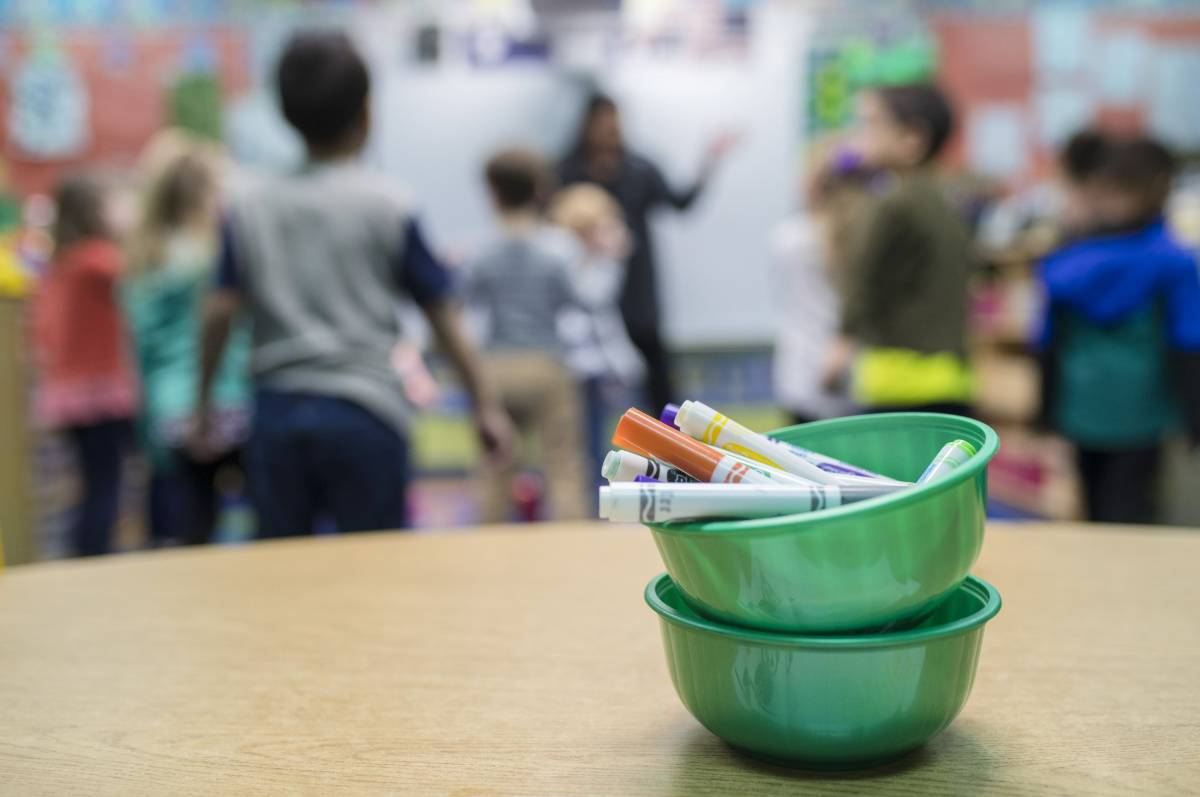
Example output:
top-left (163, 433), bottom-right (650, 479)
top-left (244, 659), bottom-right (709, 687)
top-left (674, 401), bottom-right (839, 485)
top-left (917, 440), bottom-right (977, 484)
top-left (835, 473), bottom-right (911, 494)
top-left (612, 408), bottom-right (801, 486)
top-left (633, 474), bottom-right (659, 483)
top-left (598, 482), bottom-right (895, 523)
top-left (603, 449), bottom-right (697, 483)
top-left (720, 448), bottom-right (822, 485)
top-left (777, 442), bottom-right (899, 482)
top-left (660, 403), bottom-right (680, 429)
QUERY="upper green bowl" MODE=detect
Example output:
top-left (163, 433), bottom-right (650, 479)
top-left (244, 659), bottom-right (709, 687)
top-left (646, 572), bottom-right (1002, 769)
top-left (646, 413), bottom-right (999, 634)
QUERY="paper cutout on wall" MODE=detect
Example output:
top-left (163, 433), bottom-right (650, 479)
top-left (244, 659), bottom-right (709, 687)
top-left (7, 50), bottom-right (90, 160)
top-left (966, 103), bottom-right (1028, 180)
top-left (1096, 29), bottom-right (1152, 104)
top-left (1032, 6), bottom-right (1089, 80)
top-left (103, 32), bottom-right (136, 74)
top-left (169, 73), bottom-right (223, 141)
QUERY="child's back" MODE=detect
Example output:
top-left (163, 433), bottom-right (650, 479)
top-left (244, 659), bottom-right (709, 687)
top-left (32, 174), bottom-right (138, 556)
top-left (465, 148), bottom-right (587, 522)
top-left (467, 225), bottom-right (575, 353)
top-left (1039, 132), bottom-right (1200, 523)
top-left (35, 238), bottom-right (139, 429)
top-left (197, 31), bottom-right (512, 537)
top-left (224, 163), bottom-right (441, 433)
top-left (1041, 221), bottom-right (1200, 448)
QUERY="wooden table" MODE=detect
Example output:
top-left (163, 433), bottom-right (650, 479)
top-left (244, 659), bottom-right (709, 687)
top-left (1, 522), bottom-right (1198, 795)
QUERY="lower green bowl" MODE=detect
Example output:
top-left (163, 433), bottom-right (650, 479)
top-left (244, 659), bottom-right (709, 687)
top-left (646, 572), bottom-right (1001, 769)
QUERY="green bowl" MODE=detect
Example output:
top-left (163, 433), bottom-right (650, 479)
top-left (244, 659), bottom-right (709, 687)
top-left (646, 572), bottom-right (1001, 769)
top-left (647, 413), bottom-right (998, 633)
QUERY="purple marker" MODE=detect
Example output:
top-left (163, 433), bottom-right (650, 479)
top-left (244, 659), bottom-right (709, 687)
top-left (660, 403), bottom-right (680, 429)
top-left (634, 474), bottom-right (660, 483)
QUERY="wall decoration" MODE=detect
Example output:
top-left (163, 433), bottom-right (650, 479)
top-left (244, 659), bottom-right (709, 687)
top-left (807, 28), bottom-right (938, 136)
top-left (7, 38), bottom-right (89, 160)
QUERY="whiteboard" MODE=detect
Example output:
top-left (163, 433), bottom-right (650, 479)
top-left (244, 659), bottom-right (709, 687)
top-left (235, 4), bottom-right (809, 347)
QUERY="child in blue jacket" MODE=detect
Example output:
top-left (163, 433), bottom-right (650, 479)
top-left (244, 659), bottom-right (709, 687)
top-left (1038, 132), bottom-right (1200, 523)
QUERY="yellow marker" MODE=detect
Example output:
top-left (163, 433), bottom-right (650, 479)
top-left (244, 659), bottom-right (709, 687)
top-left (674, 401), bottom-right (839, 485)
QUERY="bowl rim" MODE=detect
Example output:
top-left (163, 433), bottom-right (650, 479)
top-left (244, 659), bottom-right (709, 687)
top-left (644, 572), bottom-right (1002, 648)
top-left (645, 413), bottom-right (1000, 537)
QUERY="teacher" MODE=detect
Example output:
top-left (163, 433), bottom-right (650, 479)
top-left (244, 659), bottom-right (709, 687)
top-left (558, 93), bottom-right (736, 414)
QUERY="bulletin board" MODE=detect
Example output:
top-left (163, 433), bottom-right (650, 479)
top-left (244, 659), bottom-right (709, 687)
top-left (802, 6), bottom-right (1200, 188)
top-left (0, 28), bottom-right (250, 197)
top-left (933, 8), bottom-right (1200, 186)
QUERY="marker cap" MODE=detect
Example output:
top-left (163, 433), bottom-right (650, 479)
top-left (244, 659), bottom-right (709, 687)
top-left (601, 450), bottom-right (621, 481)
top-left (660, 403), bottom-right (680, 429)
top-left (598, 486), bottom-right (615, 519)
top-left (612, 408), bottom-right (723, 482)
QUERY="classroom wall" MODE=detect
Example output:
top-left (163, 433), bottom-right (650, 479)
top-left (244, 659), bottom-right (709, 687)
top-left (0, 28), bottom-right (249, 194)
top-left (3, 3), bottom-right (1199, 349)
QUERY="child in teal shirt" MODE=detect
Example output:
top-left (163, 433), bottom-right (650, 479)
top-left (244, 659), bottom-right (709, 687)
top-left (1038, 132), bottom-right (1200, 523)
top-left (124, 142), bottom-right (250, 544)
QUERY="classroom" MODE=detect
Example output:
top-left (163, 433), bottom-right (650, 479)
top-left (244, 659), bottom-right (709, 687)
top-left (0, 0), bottom-right (1198, 793)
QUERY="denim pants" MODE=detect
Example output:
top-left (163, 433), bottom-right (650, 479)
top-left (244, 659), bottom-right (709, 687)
top-left (65, 419), bottom-right (131, 557)
top-left (247, 391), bottom-right (411, 538)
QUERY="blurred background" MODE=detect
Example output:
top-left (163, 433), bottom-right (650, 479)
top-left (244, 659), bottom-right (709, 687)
top-left (1, 0), bottom-right (1198, 564)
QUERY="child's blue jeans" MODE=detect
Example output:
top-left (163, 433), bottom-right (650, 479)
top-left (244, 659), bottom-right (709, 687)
top-left (247, 391), bottom-right (411, 537)
top-left (66, 419), bottom-right (131, 556)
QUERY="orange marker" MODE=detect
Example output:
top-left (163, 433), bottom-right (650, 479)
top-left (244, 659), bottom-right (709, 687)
top-left (612, 408), bottom-right (786, 485)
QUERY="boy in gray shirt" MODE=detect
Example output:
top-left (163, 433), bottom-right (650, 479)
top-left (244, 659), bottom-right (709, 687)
top-left (465, 148), bottom-right (587, 521)
top-left (195, 31), bottom-right (512, 537)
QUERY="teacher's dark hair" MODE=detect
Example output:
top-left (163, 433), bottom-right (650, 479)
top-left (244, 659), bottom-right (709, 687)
top-left (566, 92), bottom-right (619, 161)
top-left (871, 83), bottom-right (956, 164)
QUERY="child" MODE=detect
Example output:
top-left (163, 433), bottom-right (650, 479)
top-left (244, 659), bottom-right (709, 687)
top-left (465, 149), bottom-right (588, 522)
top-left (32, 174), bottom-right (139, 556)
top-left (546, 183), bottom-right (645, 490)
top-left (772, 148), bottom-right (867, 425)
top-left (825, 83), bottom-right (975, 415)
top-left (1038, 132), bottom-right (1200, 524)
top-left (124, 137), bottom-right (250, 545)
top-left (196, 31), bottom-right (513, 537)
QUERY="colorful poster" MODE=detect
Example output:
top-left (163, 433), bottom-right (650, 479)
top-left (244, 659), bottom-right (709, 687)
top-left (807, 29), bottom-right (937, 136)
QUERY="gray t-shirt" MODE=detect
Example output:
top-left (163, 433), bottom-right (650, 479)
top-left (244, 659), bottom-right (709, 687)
top-left (219, 160), bottom-right (451, 435)
top-left (465, 225), bottom-right (577, 353)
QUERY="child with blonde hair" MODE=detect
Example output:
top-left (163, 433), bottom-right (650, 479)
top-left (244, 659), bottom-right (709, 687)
top-left (547, 183), bottom-right (645, 485)
top-left (124, 134), bottom-right (249, 545)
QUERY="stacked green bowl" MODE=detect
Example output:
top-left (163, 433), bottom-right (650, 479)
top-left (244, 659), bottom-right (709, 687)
top-left (642, 413), bottom-right (1003, 768)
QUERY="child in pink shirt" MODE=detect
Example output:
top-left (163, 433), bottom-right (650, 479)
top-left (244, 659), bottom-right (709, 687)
top-left (32, 173), bottom-right (139, 556)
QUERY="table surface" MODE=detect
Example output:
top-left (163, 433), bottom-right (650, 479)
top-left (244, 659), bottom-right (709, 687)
top-left (2, 522), bottom-right (1198, 796)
